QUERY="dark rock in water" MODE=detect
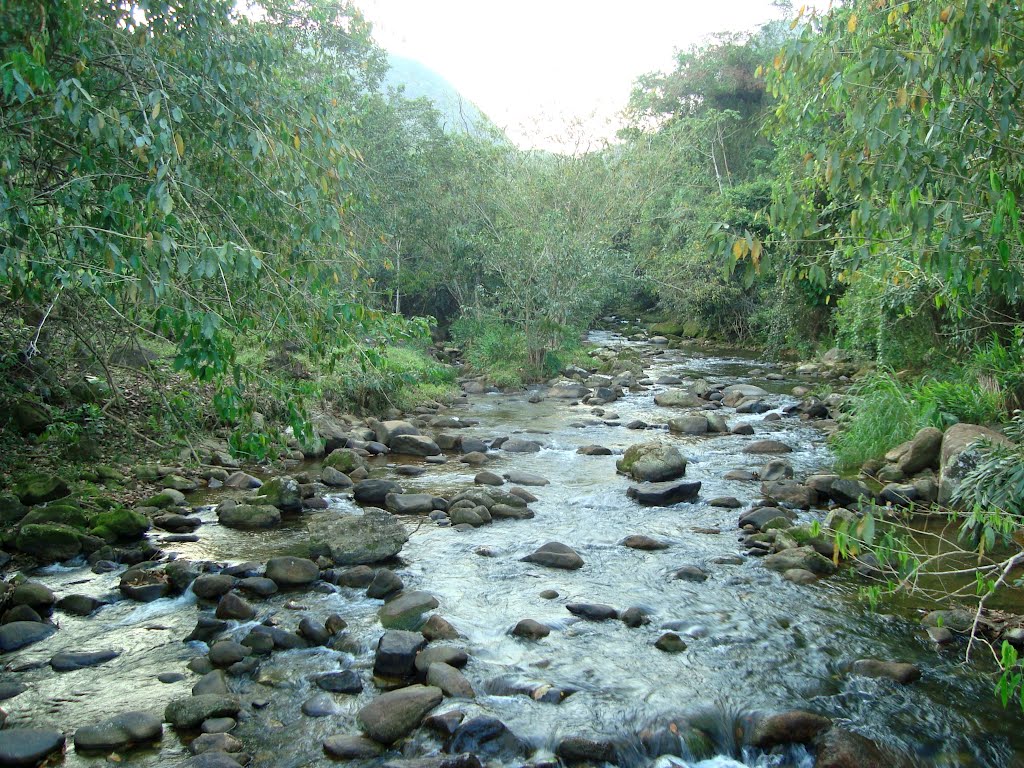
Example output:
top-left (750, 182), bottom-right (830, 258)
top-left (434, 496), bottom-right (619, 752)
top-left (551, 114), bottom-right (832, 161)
top-left (743, 440), bottom-right (792, 454)
top-left (215, 592), bottom-right (255, 621)
top-left (619, 607), bottom-right (648, 628)
top-left (849, 659), bottom-right (921, 684)
top-left (208, 641), bottom-right (252, 668)
top-left (508, 487), bottom-right (539, 503)
top-left (307, 507), bottom-right (410, 566)
top-left (813, 727), bottom-right (895, 768)
top-left (386, 493), bottom-right (436, 515)
top-left (0, 621), bottom-right (56, 652)
top-left (422, 615), bottom-right (460, 641)
top-left (164, 694), bottom-right (241, 729)
top-left (181, 752), bottom-right (244, 768)
top-left (200, 718), bottom-right (236, 734)
top-left (427, 661), bottom-right (475, 698)
top-left (750, 710), bottom-right (831, 748)
top-left (315, 670), bottom-right (363, 694)
top-left (620, 534), bottom-right (669, 550)
top-left (566, 603), bottom-right (617, 621)
top-left (158, 672), bottom-right (185, 684)
top-left (539, 589), bottom-right (559, 600)
top-left (374, 630), bottom-right (427, 679)
top-left (119, 569), bottom-right (171, 603)
top-left (390, 434), bottom-right (441, 457)
top-left (192, 671), bottom-right (230, 696)
top-left (327, 565), bottom-right (375, 588)
top-left (50, 650), bottom-right (119, 671)
top-left (0, 729), bottom-right (66, 766)
top-left (265, 556), bottom-right (319, 587)
top-left (424, 710), bottom-right (465, 737)
top-left (356, 684), bottom-right (443, 744)
top-left (415, 647), bottom-right (469, 673)
top-left (379, 591), bottom-right (439, 630)
top-left (366, 569), bottom-right (404, 599)
top-left (511, 619), bottom-right (550, 640)
top-left (2, 605), bottom-right (42, 624)
top-left (763, 547), bottom-right (836, 576)
top-left (761, 479), bottom-right (816, 509)
top-left (739, 506), bottom-right (797, 532)
top-left (237, 576), bottom-right (277, 598)
top-left (73, 711), bottom-right (162, 751)
top-left (501, 438), bottom-right (542, 453)
top-left (321, 466), bottom-right (353, 487)
top-left (521, 542), bottom-right (584, 570)
top-left (302, 692), bottom-right (341, 717)
top-left (503, 471), bottom-right (549, 487)
top-left (186, 617), bottom-right (228, 643)
top-left (474, 471), bottom-right (504, 486)
top-left (708, 496), bottom-right (742, 508)
top-left (298, 617), bottom-right (331, 646)
top-left (190, 732), bottom-right (243, 754)
top-left (577, 445), bottom-right (612, 455)
top-left (0, 683), bottom-right (26, 701)
top-left (323, 735), bottom-right (384, 759)
top-left (655, 632), bottom-right (687, 653)
top-left (10, 583), bottom-right (55, 613)
top-left (55, 594), bottom-right (103, 616)
top-left (448, 716), bottom-right (529, 757)
top-left (556, 736), bottom-right (617, 764)
top-left (784, 568), bottom-right (819, 585)
top-left (217, 503), bottom-right (281, 530)
top-left (193, 575), bottom-right (238, 600)
top-left (354, 480), bottom-right (404, 505)
top-left (627, 480), bottom-right (701, 506)
top-left (760, 459), bottom-right (794, 482)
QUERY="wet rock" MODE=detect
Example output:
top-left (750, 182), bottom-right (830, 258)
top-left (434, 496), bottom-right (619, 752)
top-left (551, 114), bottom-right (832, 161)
top-left (760, 459), bottom-right (794, 482)
top-left (237, 576), bottom-right (277, 598)
top-left (0, 621), bottom-right (56, 652)
top-left (0, 683), bottom-right (26, 701)
top-left (751, 710), bottom-right (831, 748)
top-left (617, 442), bottom-right (688, 482)
top-left (323, 735), bottom-right (384, 759)
top-left (922, 608), bottom-right (975, 633)
top-left (201, 718), bottom-right (235, 734)
top-left (367, 569), bottom-right (404, 599)
top-left (306, 507), bottom-right (409, 565)
top-left (386, 493), bottom-right (436, 515)
top-left (620, 534), bottom-right (669, 550)
top-left (521, 542), bottom-right (584, 570)
top-left (578, 445), bottom-right (612, 455)
top-left (246, 625), bottom-right (307, 651)
top-left (302, 693), bottom-right (341, 717)
top-left (422, 615), bottom-right (460, 641)
top-left (298, 617), bottom-right (330, 646)
top-left (619, 607), bottom-right (648, 628)
top-left (723, 469), bottom-right (756, 481)
top-left (192, 671), bottom-right (230, 696)
top-left (190, 732), bottom-right (243, 754)
top-left (330, 565), bottom-right (375, 588)
top-left (415, 647), bottom-right (469, 673)
top-left (118, 569), bottom-right (171, 603)
top-left (357, 684), bottom-right (443, 744)
top-left (539, 589), bottom-right (559, 599)
top-left (668, 415), bottom-right (709, 435)
top-left (556, 736), bottom-right (617, 764)
top-left (354, 480), bottom-right (405, 505)
top-left (627, 480), bottom-right (701, 506)
top-left (2, 605), bottom-right (42, 624)
top-left (567, 603), bottom-right (617, 621)
top-left (501, 438), bottom-right (542, 453)
top-left (490, 504), bottom-right (534, 520)
top-left (315, 670), bottom-right (363, 694)
top-left (511, 619), bottom-right (550, 640)
top-left (73, 711), bottom-right (162, 751)
top-left (214, 592), bottom-right (255, 621)
top-left (460, 438), bottom-right (488, 454)
top-left (54, 593), bottom-right (102, 617)
top-left (508, 487), bottom-right (539, 503)
top-left (503, 471), bottom-right (549, 486)
top-left (217, 504), bottom-right (280, 530)
top-left (708, 496), bottom-right (742, 508)
top-left (164, 695), bottom-right (241, 729)
top-left (813, 727), bottom-right (894, 768)
top-left (927, 626), bottom-right (955, 645)
top-left (763, 547), bottom-right (836, 576)
top-left (783, 568), bottom-right (819, 585)
top-left (448, 716), bottom-right (529, 757)
top-left (208, 641), bottom-right (252, 668)
top-left (654, 390), bottom-right (703, 408)
top-left (474, 471), bottom-right (504, 486)
top-left (50, 650), bottom-right (119, 671)
top-left (0, 729), bottom-right (66, 766)
top-left (655, 632), bottom-right (687, 652)
top-left (427, 662), bottom-right (475, 698)
top-left (739, 506), bottom-right (797, 532)
top-left (186, 617), bottom-right (228, 644)
top-left (374, 630), bottom-right (427, 679)
top-left (743, 440), bottom-right (793, 454)
top-left (849, 659), bottom-right (921, 684)
top-left (265, 556), bottom-right (319, 587)
top-left (460, 452), bottom-right (488, 466)
top-left (390, 434), bottom-right (441, 457)
top-left (321, 466), bottom-right (353, 487)
top-left (10, 583), bottom-right (55, 613)
top-left (761, 480), bottom-right (816, 509)
top-left (379, 591), bottom-right (439, 630)
top-left (673, 565), bottom-right (708, 582)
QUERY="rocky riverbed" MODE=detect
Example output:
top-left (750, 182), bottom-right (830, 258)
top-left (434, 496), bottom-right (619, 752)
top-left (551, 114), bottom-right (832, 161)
top-left (0, 330), bottom-right (1022, 768)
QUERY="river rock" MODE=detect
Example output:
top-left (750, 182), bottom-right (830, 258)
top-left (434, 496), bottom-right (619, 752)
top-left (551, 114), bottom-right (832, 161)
top-left (0, 683), bottom-right (26, 701)
top-left (321, 466), bottom-right (353, 487)
top-left (386, 493), bottom-right (435, 515)
top-left (237, 576), bottom-right (277, 597)
top-left (0, 621), bottom-right (56, 652)
top-left (448, 716), bottom-right (529, 757)
top-left (357, 685), bottom-right (443, 744)
top-left (502, 438), bottom-right (542, 453)
top-left (354, 480), bottom-right (404, 505)
top-left (50, 650), bottom-right (119, 671)
top-left (265, 556), bottom-right (319, 587)
top-left (895, 426), bottom-right (943, 476)
top-left (922, 608), bottom-right (975, 633)
top-left (654, 389), bottom-right (703, 408)
top-left (556, 736), bottom-right (617, 764)
top-left (511, 619), bottom-right (550, 640)
top-left (939, 423), bottom-right (1013, 505)
top-left (323, 735), bottom-right (384, 759)
top-left (374, 420), bottom-right (421, 446)
top-left (627, 480), bottom-right (701, 506)
top-left (763, 546), bottom-right (836, 576)
top-left (427, 662), bottom-right (475, 698)
top-left (668, 415), bottom-right (709, 435)
top-left (620, 534), bottom-right (669, 550)
top-left (73, 711), bottom-right (162, 751)
top-left (193, 574), bottom-right (238, 600)
top-left (567, 603), bottom-right (617, 621)
top-left (655, 632), bottom-right (687, 652)
top-left (315, 670), bottom-right (363, 694)
top-left (474, 471), bottom-right (503, 486)
top-left (192, 671), bottom-right (230, 696)
top-left (379, 591), bottom-right (440, 630)
top-left (208, 641), bottom-right (251, 668)
top-left (521, 542), bottom-right (584, 570)
top-left (307, 507), bottom-right (409, 565)
top-left (324, 448), bottom-right (368, 475)
top-left (366, 568), bottom-right (403, 599)
top-left (10, 583), bottom-right (54, 613)
top-left (391, 434), bottom-right (441, 457)
top-left (784, 568), bottom-right (819, 585)
top-left (421, 615), bottom-right (460, 641)
top-left (760, 459), bottom-right (794, 481)
top-left (813, 727), bottom-right (894, 768)
top-left (181, 753), bottom-right (245, 768)
top-left (217, 504), bottom-right (280, 530)
top-left (215, 592), bottom-right (256, 621)
top-left (761, 480), bottom-right (816, 509)
top-left (849, 659), bottom-right (921, 684)
top-left (578, 445), bottom-right (612, 455)
top-left (302, 692), bottom-right (341, 717)
top-left (165, 695), bottom-right (241, 729)
top-left (13, 473), bottom-right (69, 505)
top-left (503, 471), bottom-right (549, 486)
top-left (0, 729), bottom-right (66, 766)
top-left (617, 442), bottom-right (688, 482)
top-left (739, 506), bottom-right (797, 531)
top-left (750, 710), bottom-right (831, 748)
top-left (415, 647), bottom-right (469, 673)
top-left (673, 565), bottom-right (708, 582)
top-left (374, 630), bottom-right (427, 679)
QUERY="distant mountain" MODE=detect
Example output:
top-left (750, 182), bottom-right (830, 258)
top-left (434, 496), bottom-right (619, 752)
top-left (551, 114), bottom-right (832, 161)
top-left (383, 53), bottom-right (491, 136)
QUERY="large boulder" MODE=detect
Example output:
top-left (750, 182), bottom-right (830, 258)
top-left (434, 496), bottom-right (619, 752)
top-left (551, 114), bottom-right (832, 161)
top-left (265, 556), bottom-right (319, 587)
top-left (323, 448), bottom-right (368, 475)
top-left (373, 420), bottom-right (420, 446)
top-left (626, 480), bottom-right (701, 506)
top-left (15, 524), bottom-right (87, 561)
top-left (306, 508), bottom-right (408, 565)
top-left (616, 442), bottom-right (688, 482)
top-left (390, 434), bottom-right (441, 457)
top-left (896, 427), bottom-right (943, 476)
top-left (521, 542), bottom-right (584, 570)
top-left (939, 423), bottom-right (1012, 505)
top-left (378, 591), bottom-right (439, 630)
top-left (73, 711), bottom-right (163, 751)
top-left (217, 504), bottom-right (281, 530)
top-left (252, 476), bottom-right (302, 512)
top-left (654, 389), bottom-right (704, 408)
top-left (354, 480), bottom-right (404, 505)
top-left (357, 685), bottom-right (443, 744)
top-left (164, 695), bottom-right (241, 729)
top-left (763, 546), bottom-right (836, 576)
top-left (13, 473), bottom-right (70, 505)
top-left (0, 729), bottom-right (66, 766)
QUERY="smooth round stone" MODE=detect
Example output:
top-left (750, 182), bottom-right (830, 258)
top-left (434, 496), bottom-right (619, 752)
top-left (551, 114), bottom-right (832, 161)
top-left (201, 718), bottom-right (236, 734)
top-left (158, 672), bottom-right (186, 684)
top-left (0, 729), bottom-right (66, 766)
top-left (314, 671), bottom-right (363, 694)
top-left (302, 693), bottom-right (340, 717)
top-left (539, 590), bottom-right (559, 600)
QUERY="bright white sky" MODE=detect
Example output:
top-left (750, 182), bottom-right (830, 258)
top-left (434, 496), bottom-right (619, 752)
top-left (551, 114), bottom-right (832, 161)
top-left (357, 0), bottom-right (788, 151)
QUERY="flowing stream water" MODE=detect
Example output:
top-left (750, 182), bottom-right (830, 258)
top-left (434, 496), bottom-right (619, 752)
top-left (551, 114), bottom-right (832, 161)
top-left (4, 331), bottom-right (1023, 767)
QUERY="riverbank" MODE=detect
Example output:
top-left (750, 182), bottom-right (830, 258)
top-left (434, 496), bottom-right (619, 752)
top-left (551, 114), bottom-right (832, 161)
top-left (0, 328), bottom-right (1021, 768)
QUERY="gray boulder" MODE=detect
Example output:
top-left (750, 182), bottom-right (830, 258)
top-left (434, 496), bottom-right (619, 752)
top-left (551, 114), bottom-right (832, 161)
top-left (73, 711), bottom-right (162, 751)
top-left (626, 480), bottom-right (701, 506)
top-left (390, 434), bottom-right (441, 457)
top-left (265, 556), bottom-right (319, 587)
top-left (0, 729), bottom-right (66, 766)
top-left (616, 442), bottom-right (688, 482)
top-left (356, 685), bottom-right (443, 744)
top-left (217, 504), bottom-right (280, 530)
top-left (306, 508), bottom-right (409, 565)
top-left (521, 542), bottom-right (584, 570)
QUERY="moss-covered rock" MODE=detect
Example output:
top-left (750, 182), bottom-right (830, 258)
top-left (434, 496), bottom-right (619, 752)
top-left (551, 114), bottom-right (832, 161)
top-left (20, 503), bottom-right (91, 529)
top-left (253, 476), bottom-right (301, 512)
top-left (16, 523), bottom-right (86, 561)
top-left (323, 448), bottom-right (367, 475)
top-left (134, 465), bottom-right (162, 482)
top-left (13, 472), bottom-right (70, 505)
top-left (0, 493), bottom-right (28, 525)
top-left (95, 465), bottom-right (126, 482)
top-left (650, 320), bottom-right (686, 336)
top-left (9, 402), bottom-right (50, 435)
top-left (90, 508), bottom-right (151, 542)
top-left (140, 490), bottom-right (185, 509)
